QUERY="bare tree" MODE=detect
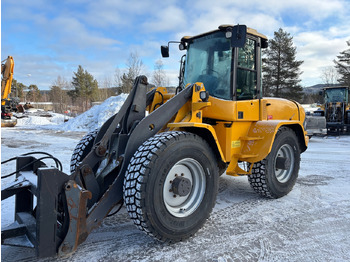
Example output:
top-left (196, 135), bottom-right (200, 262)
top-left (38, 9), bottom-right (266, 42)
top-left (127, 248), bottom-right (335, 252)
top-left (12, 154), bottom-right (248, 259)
top-left (97, 76), bottom-right (116, 101)
top-left (114, 67), bottom-right (122, 88)
top-left (152, 59), bottom-right (168, 87)
top-left (50, 76), bottom-right (70, 113)
top-left (127, 51), bottom-right (144, 76)
top-left (321, 66), bottom-right (339, 85)
top-left (118, 51), bottom-right (145, 94)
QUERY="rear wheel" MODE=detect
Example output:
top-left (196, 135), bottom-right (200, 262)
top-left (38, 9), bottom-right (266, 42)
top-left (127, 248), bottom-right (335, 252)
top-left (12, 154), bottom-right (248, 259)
top-left (123, 131), bottom-right (218, 241)
top-left (248, 127), bottom-right (300, 199)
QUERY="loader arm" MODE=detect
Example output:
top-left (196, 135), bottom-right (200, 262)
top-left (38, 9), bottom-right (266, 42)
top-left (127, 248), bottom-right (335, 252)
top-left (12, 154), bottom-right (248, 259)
top-left (1, 76), bottom-right (193, 258)
top-left (69, 81), bottom-right (193, 248)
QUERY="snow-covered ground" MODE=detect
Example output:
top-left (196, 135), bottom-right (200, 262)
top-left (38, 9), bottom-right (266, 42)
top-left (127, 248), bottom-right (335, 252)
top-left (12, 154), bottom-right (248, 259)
top-left (1, 96), bottom-right (350, 261)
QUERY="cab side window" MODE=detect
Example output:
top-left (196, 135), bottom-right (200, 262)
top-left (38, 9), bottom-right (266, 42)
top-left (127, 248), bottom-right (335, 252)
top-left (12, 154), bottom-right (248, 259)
top-left (236, 38), bottom-right (257, 100)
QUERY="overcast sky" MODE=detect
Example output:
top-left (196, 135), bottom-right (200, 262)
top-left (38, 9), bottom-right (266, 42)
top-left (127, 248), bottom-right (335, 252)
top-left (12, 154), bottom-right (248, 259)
top-left (2, 0), bottom-right (350, 90)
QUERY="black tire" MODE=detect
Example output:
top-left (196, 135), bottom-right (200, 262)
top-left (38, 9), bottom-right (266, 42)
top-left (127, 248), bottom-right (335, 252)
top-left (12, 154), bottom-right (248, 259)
top-left (61, 129), bottom-right (98, 241)
top-left (248, 127), bottom-right (300, 199)
top-left (123, 131), bottom-right (218, 242)
top-left (70, 129), bottom-right (99, 173)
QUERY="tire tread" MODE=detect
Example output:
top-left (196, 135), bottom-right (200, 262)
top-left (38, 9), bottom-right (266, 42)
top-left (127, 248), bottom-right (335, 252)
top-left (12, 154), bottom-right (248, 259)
top-left (247, 126), bottom-right (299, 199)
top-left (123, 131), bottom-right (216, 242)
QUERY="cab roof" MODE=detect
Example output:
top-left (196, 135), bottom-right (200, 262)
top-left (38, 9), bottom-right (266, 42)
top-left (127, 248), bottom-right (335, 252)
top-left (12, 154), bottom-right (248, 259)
top-left (324, 86), bottom-right (350, 90)
top-left (181, 24), bottom-right (268, 42)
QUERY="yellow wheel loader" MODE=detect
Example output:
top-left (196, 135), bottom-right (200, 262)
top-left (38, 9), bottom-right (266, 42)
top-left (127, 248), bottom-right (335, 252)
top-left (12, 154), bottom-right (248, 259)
top-left (1, 25), bottom-right (308, 258)
top-left (314, 86), bottom-right (350, 135)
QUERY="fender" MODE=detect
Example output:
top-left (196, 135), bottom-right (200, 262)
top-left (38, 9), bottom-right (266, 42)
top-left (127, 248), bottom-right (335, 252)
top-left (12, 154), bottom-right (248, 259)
top-left (167, 122), bottom-right (226, 163)
top-left (242, 120), bottom-right (308, 163)
top-left (224, 120), bottom-right (308, 176)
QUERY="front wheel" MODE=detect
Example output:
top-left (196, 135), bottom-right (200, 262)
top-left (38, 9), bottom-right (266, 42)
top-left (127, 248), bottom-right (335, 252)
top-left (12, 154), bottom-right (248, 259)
top-left (70, 129), bottom-right (99, 173)
top-left (123, 131), bottom-right (218, 242)
top-left (248, 127), bottom-right (301, 199)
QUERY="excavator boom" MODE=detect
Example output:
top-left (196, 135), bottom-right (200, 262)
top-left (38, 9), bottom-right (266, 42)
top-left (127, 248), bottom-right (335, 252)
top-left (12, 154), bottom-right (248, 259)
top-left (1, 56), bottom-right (17, 127)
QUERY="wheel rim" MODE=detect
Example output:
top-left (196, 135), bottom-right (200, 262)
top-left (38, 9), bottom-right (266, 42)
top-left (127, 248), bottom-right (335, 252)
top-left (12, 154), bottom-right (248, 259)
top-left (274, 144), bottom-right (295, 183)
top-left (163, 158), bottom-right (206, 218)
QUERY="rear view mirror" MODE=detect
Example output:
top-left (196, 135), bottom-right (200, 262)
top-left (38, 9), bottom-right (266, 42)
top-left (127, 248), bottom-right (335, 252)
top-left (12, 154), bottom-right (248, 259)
top-left (231, 25), bottom-right (247, 48)
top-left (261, 38), bottom-right (268, 49)
top-left (161, 46), bottom-right (169, 58)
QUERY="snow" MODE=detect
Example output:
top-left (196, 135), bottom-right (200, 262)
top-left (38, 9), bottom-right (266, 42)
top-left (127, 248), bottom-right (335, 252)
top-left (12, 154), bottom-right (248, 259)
top-left (61, 94), bottom-right (128, 132)
top-left (14, 94), bottom-right (128, 132)
top-left (301, 103), bottom-right (322, 114)
top-left (16, 112), bottom-right (67, 126)
top-left (1, 97), bottom-right (350, 261)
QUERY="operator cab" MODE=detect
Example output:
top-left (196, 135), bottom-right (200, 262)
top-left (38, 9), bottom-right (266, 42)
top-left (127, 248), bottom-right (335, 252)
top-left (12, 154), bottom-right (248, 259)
top-left (323, 87), bottom-right (349, 103)
top-left (161, 25), bottom-right (268, 102)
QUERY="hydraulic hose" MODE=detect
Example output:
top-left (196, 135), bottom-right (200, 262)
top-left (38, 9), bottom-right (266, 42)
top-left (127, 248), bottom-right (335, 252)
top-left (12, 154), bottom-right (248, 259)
top-left (1, 151), bottom-right (63, 179)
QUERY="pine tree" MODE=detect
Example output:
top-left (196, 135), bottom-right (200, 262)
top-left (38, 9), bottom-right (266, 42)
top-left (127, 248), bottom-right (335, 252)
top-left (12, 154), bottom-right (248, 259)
top-left (262, 28), bottom-right (304, 101)
top-left (71, 65), bottom-right (99, 111)
top-left (334, 40), bottom-right (350, 86)
top-left (27, 84), bottom-right (41, 102)
top-left (11, 79), bottom-right (26, 100)
top-left (119, 71), bottom-right (135, 94)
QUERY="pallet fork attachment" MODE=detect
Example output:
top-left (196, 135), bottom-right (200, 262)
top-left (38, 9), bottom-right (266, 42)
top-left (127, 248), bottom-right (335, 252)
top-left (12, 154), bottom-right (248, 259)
top-left (1, 76), bottom-right (193, 258)
top-left (1, 156), bottom-right (70, 258)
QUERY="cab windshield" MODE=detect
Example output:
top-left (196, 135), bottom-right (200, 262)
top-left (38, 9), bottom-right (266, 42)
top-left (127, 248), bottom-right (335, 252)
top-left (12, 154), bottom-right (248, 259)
top-left (325, 88), bottom-right (348, 103)
top-left (183, 31), bottom-right (232, 100)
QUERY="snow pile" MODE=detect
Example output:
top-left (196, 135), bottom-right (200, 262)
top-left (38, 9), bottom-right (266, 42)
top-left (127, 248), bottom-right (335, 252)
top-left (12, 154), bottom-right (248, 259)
top-left (16, 112), bottom-right (67, 126)
top-left (11, 94), bottom-right (128, 132)
top-left (302, 103), bottom-right (321, 114)
top-left (62, 94), bottom-right (128, 132)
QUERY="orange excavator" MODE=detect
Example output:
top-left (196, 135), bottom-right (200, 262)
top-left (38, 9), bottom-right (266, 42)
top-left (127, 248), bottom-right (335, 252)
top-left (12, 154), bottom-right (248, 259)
top-left (1, 56), bottom-right (18, 127)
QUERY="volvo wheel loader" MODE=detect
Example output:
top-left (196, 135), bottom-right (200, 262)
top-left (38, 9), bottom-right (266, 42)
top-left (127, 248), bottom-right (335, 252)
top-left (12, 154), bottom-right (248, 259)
top-left (314, 86), bottom-right (350, 135)
top-left (1, 25), bottom-right (308, 258)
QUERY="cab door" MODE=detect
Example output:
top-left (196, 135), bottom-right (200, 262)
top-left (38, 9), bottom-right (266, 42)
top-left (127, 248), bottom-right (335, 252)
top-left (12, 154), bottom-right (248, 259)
top-left (234, 37), bottom-right (260, 121)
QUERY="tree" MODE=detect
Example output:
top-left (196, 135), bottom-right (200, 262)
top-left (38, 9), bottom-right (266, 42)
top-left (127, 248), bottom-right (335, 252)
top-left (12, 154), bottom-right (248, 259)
top-left (152, 59), bottom-right (168, 87)
top-left (321, 66), bottom-right (339, 85)
top-left (97, 76), bottom-right (116, 101)
top-left (334, 40), bottom-right (350, 86)
top-left (114, 67), bottom-right (122, 90)
top-left (11, 79), bottom-right (25, 100)
top-left (70, 65), bottom-right (99, 111)
top-left (117, 52), bottom-right (144, 94)
top-left (27, 84), bottom-right (41, 102)
top-left (50, 76), bottom-right (70, 113)
top-left (262, 28), bottom-right (304, 101)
